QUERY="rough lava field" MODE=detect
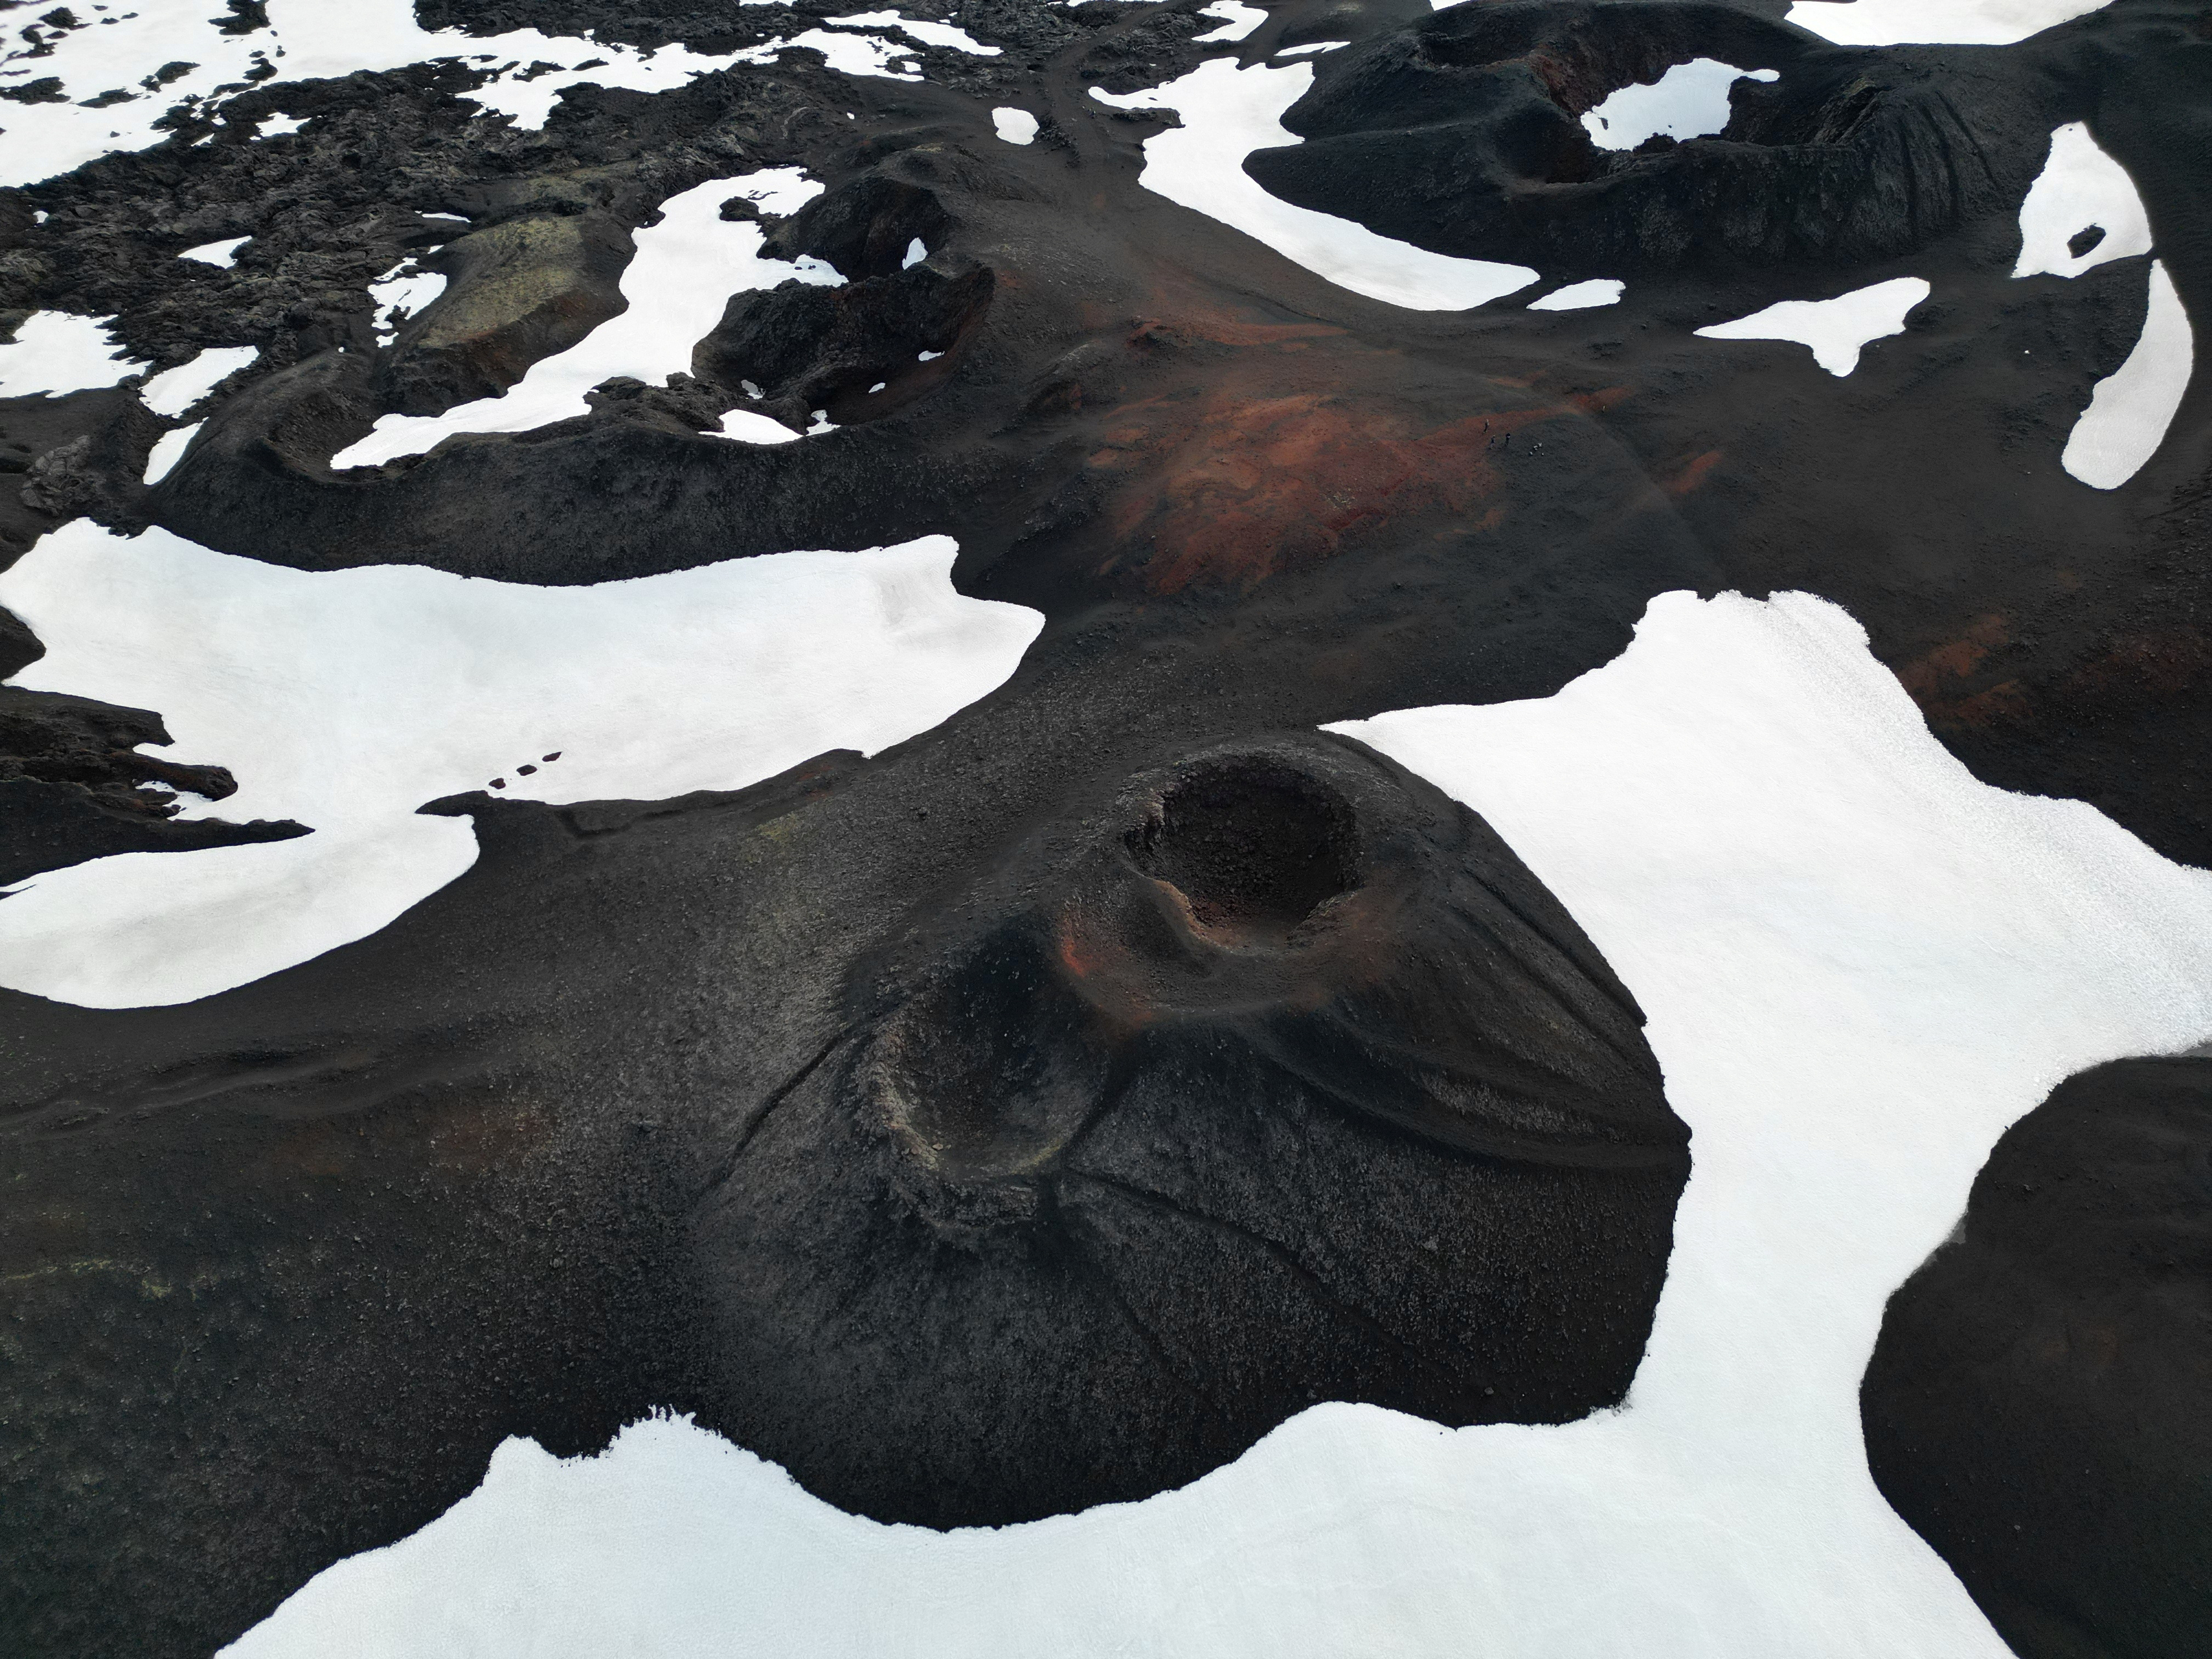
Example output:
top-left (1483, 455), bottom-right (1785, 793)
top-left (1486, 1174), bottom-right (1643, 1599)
top-left (1, 0), bottom-right (2209, 1656)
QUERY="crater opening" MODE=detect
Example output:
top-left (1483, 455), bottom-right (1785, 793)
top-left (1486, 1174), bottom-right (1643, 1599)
top-left (1125, 758), bottom-right (1357, 942)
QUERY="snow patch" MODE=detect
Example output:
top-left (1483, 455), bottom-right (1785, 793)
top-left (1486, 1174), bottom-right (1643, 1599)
top-left (825, 11), bottom-right (1003, 54)
top-left (367, 263), bottom-right (448, 347)
top-left (179, 236), bottom-right (251, 268)
top-left (738, 29), bottom-right (925, 85)
top-left (992, 107), bottom-right (1039, 145)
top-left (1193, 1), bottom-right (1268, 43)
top-left (0, 523), bottom-right (1042, 1009)
top-left (334, 171), bottom-right (838, 468)
top-left (1784, 0), bottom-right (2112, 45)
top-left (1529, 279), bottom-right (1624, 311)
top-left (1091, 60), bottom-right (1537, 312)
top-left (2006, 124), bottom-right (2185, 488)
top-left (0, 0), bottom-right (958, 188)
top-left (705, 408), bottom-right (806, 445)
top-left (142, 421), bottom-right (205, 486)
top-left (1580, 59), bottom-right (1777, 152)
top-left (2062, 260), bottom-right (2193, 491)
top-left (2012, 122), bottom-right (2153, 280)
top-left (1694, 276), bottom-right (1930, 377)
top-left (0, 311), bottom-right (147, 397)
top-left (1275, 40), bottom-right (1347, 55)
top-left (141, 346), bottom-right (260, 418)
top-left (227, 588), bottom-right (2212, 1659)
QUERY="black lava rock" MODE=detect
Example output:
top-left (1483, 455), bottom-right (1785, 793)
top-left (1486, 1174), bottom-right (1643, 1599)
top-left (1864, 1053), bottom-right (2212, 1659)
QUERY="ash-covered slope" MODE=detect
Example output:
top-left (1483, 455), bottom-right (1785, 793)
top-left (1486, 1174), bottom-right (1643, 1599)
top-left (1, 0), bottom-right (2210, 1656)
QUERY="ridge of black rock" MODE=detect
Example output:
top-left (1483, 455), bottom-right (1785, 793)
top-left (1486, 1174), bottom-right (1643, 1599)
top-left (0, 688), bottom-right (309, 885)
top-left (1248, 0), bottom-right (2058, 279)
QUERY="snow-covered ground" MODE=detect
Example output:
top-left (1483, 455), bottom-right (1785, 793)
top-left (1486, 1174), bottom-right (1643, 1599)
top-left (141, 422), bottom-right (204, 486)
top-left (2063, 259), bottom-right (2194, 489)
top-left (1580, 59), bottom-right (1777, 152)
top-left (1091, 60), bottom-right (1537, 311)
top-left (0, 0), bottom-right (990, 188)
top-left (367, 263), bottom-right (448, 348)
top-left (223, 588), bottom-right (2212, 1659)
top-left (0, 311), bottom-right (147, 395)
top-left (1529, 279), bottom-right (1625, 311)
top-left (140, 346), bottom-right (260, 418)
top-left (1695, 277), bottom-right (1931, 377)
top-left (2013, 122), bottom-right (2154, 279)
top-left (333, 171), bottom-right (838, 468)
top-left (827, 9), bottom-right (1002, 55)
top-left (0, 524), bottom-right (1042, 1008)
top-left (179, 236), bottom-right (251, 269)
top-left (1783, 0), bottom-right (2113, 46)
top-left (2008, 122), bottom-right (2193, 489)
top-left (1192, 1), bottom-right (1268, 44)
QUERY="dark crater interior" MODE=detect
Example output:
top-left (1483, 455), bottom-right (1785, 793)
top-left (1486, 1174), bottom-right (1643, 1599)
top-left (1123, 754), bottom-right (1358, 940)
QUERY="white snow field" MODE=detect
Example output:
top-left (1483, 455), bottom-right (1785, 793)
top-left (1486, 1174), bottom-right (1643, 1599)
top-left (1091, 60), bottom-right (1538, 311)
top-left (178, 236), bottom-right (251, 268)
top-left (140, 346), bottom-right (261, 418)
top-left (2063, 260), bottom-right (2195, 489)
top-left (367, 262), bottom-right (450, 347)
top-left (1783, 0), bottom-right (2113, 45)
top-left (0, 0), bottom-right (984, 187)
top-left (224, 589), bottom-right (2212, 1659)
top-left (141, 422), bottom-right (204, 486)
top-left (707, 408), bottom-right (810, 445)
top-left (1193, 1), bottom-right (1269, 44)
top-left (1695, 276), bottom-right (1931, 376)
top-left (0, 524), bottom-right (1042, 1009)
top-left (1529, 278), bottom-right (1625, 311)
top-left (993, 107), bottom-right (1040, 145)
top-left (1580, 59), bottom-right (1777, 152)
top-left (0, 311), bottom-right (147, 396)
top-left (332, 171), bottom-right (839, 468)
top-left (826, 10), bottom-right (1003, 55)
top-left (2008, 124), bottom-right (2194, 489)
top-left (2013, 121), bottom-right (2154, 280)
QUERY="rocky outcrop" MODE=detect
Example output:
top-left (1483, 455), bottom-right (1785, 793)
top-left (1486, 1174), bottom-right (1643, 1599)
top-left (1248, 0), bottom-right (2053, 278)
top-left (693, 734), bottom-right (1688, 1525)
top-left (1863, 1053), bottom-right (2212, 1659)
